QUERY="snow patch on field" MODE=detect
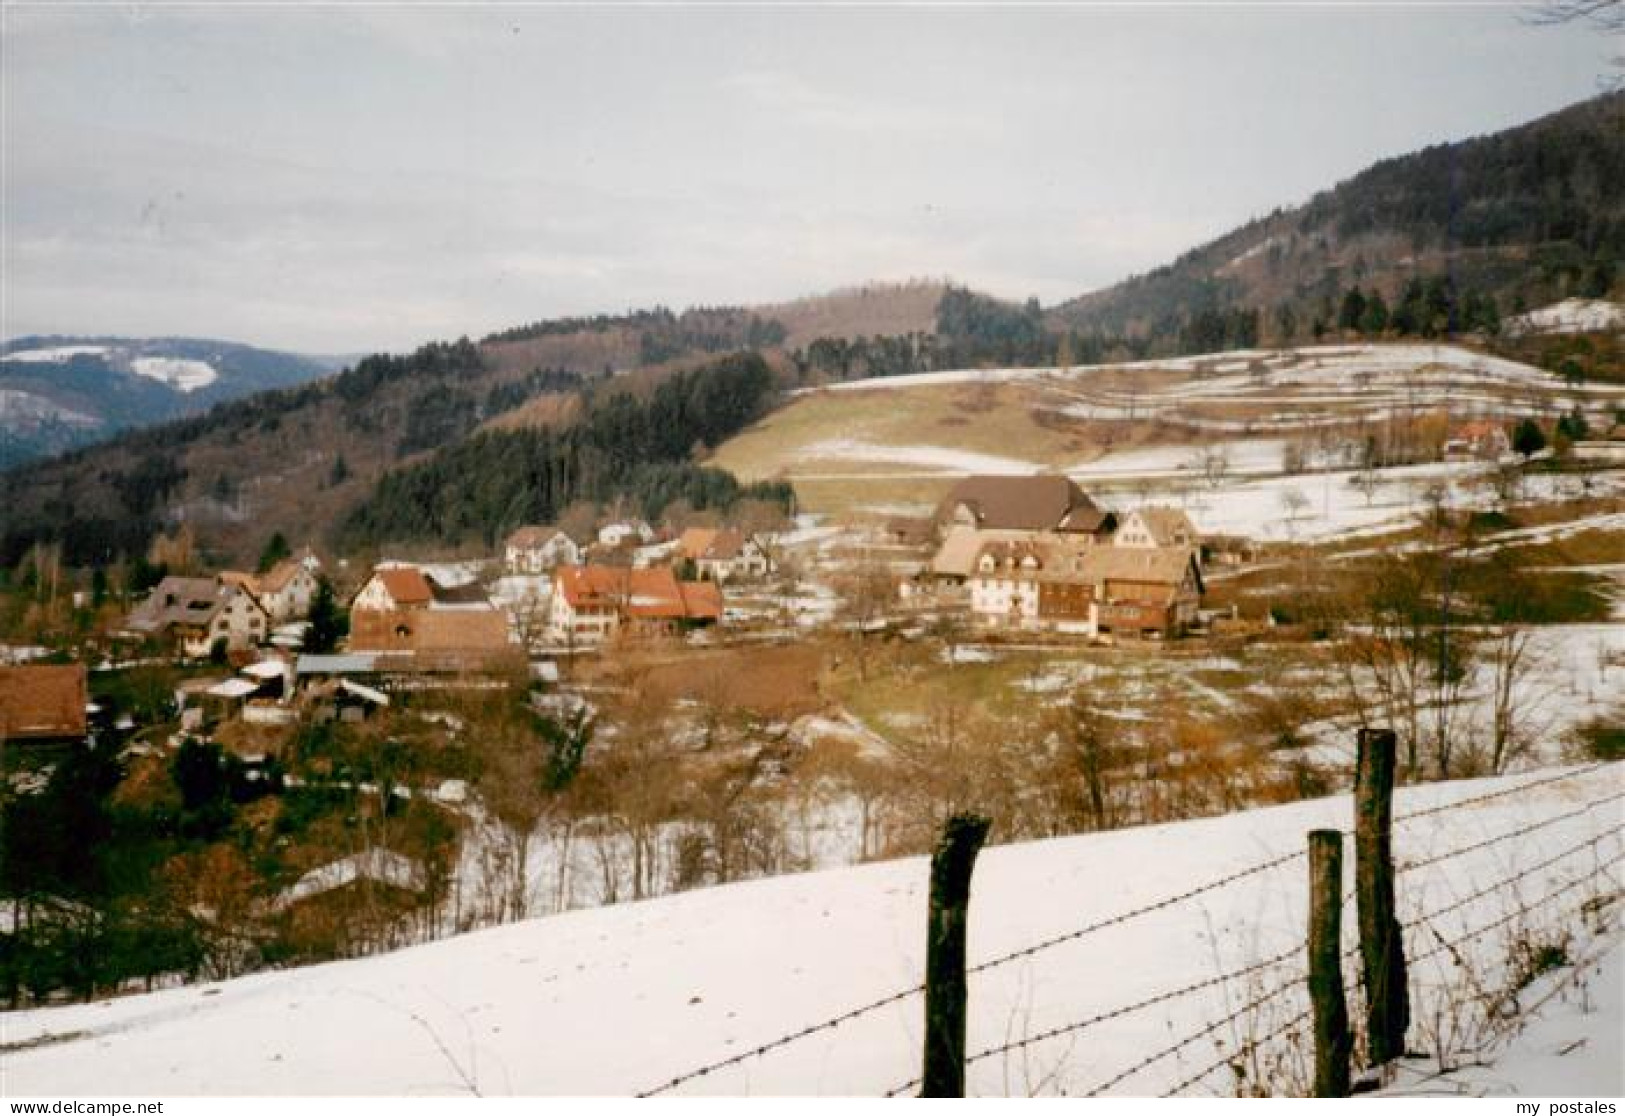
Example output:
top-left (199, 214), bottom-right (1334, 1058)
top-left (129, 357), bottom-right (219, 392)
top-left (1, 345), bottom-right (109, 363)
top-left (798, 438), bottom-right (1039, 475)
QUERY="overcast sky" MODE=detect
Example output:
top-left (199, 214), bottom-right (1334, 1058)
top-left (0, 3), bottom-right (1614, 354)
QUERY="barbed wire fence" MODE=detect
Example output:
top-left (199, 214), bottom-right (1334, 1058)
top-left (638, 758), bottom-right (1622, 1098)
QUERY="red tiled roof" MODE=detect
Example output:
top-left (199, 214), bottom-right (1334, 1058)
top-left (349, 609), bottom-right (511, 653)
top-left (0, 664), bottom-right (87, 742)
top-left (557, 565), bottom-right (716, 621)
top-left (373, 567), bottom-right (434, 605)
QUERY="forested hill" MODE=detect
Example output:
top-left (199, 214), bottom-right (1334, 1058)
top-left (339, 352), bottom-right (791, 550)
top-left (1051, 90), bottom-right (1625, 347)
top-left (0, 280), bottom-right (992, 567)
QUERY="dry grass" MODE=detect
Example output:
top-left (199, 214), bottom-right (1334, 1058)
top-left (585, 642), bottom-right (829, 718)
top-left (712, 381), bottom-right (1098, 482)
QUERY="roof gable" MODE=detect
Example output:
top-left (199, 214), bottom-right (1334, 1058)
top-left (0, 664), bottom-right (87, 741)
top-left (936, 475), bottom-right (1105, 533)
top-left (372, 567), bottom-right (434, 605)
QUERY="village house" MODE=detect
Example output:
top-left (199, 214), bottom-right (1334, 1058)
top-left (0, 663), bottom-right (88, 749)
top-left (677, 528), bottom-right (771, 583)
top-left (967, 542), bottom-right (1204, 639)
top-left (220, 558), bottom-right (321, 624)
top-left (351, 567), bottom-right (435, 611)
top-left (351, 566), bottom-right (494, 612)
top-left (503, 526), bottom-right (583, 574)
top-left (1114, 507), bottom-right (1200, 559)
top-left (549, 565), bottom-right (722, 644)
top-left (347, 608), bottom-right (518, 674)
top-left (931, 475), bottom-right (1117, 581)
top-left (1085, 547), bottom-right (1205, 638)
top-left (597, 520), bottom-right (655, 548)
top-left (123, 576), bottom-right (271, 657)
top-left (1443, 420), bottom-right (1512, 461)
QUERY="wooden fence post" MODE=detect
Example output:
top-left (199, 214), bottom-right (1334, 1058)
top-left (920, 812), bottom-right (991, 1098)
top-left (1354, 727), bottom-right (1409, 1066)
top-left (1308, 829), bottom-right (1351, 1097)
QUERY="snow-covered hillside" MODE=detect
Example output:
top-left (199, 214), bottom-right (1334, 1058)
top-left (129, 356), bottom-right (219, 392)
top-left (0, 345), bottom-right (112, 364)
top-left (5, 764), bottom-right (1619, 1097)
top-left (1507, 299), bottom-right (1625, 337)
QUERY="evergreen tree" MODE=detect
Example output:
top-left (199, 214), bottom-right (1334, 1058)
top-left (1338, 287), bottom-right (1368, 332)
top-left (1359, 291), bottom-right (1390, 335)
top-left (1512, 417), bottom-right (1547, 458)
top-left (305, 577), bottom-right (346, 653)
top-left (257, 532), bottom-right (290, 574)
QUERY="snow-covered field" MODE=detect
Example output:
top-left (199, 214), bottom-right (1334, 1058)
top-left (0, 344), bottom-right (110, 363)
top-left (1379, 927), bottom-right (1623, 1098)
top-left (816, 343), bottom-right (1625, 406)
top-left (5, 764), bottom-right (1619, 1097)
top-left (1163, 459), bottom-right (1622, 543)
top-left (129, 356), bottom-right (219, 392)
top-left (797, 438), bottom-right (1040, 475)
top-left (1507, 298), bottom-right (1625, 337)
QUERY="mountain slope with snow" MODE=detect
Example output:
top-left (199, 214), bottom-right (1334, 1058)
top-left (0, 336), bottom-right (339, 468)
top-left (4, 764), bottom-right (1619, 1097)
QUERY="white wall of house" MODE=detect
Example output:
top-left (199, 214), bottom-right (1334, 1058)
top-left (507, 534), bottom-right (581, 575)
top-left (547, 589), bottom-right (617, 644)
top-left (262, 568), bottom-right (318, 623)
top-left (182, 588), bottom-right (269, 656)
top-left (1115, 513), bottom-right (1158, 548)
top-left (968, 574), bottom-right (1040, 628)
top-left (352, 577), bottom-right (400, 612)
top-left (697, 545), bottom-right (770, 583)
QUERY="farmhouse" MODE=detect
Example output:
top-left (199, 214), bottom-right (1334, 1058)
top-left (352, 567), bottom-right (435, 611)
top-left (220, 558), bottom-right (321, 624)
top-left (1443, 420), bottom-right (1511, 461)
top-left (931, 475), bottom-right (1116, 580)
top-left (968, 542), bottom-right (1204, 638)
top-left (347, 609), bottom-right (517, 673)
top-left (678, 528), bottom-right (770, 583)
top-left (504, 526), bottom-right (583, 574)
top-left (1115, 507), bottom-right (1199, 555)
top-left (549, 565), bottom-right (722, 644)
top-left (0, 664), bottom-right (87, 748)
top-left (123, 576), bottom-right (271, 657)
top-left (352, 566), bottom-right (493, 612)
top-left (1084, 547), bottom-right (1205, 638)
top-left (936, 474), bottom-right (1114, 536)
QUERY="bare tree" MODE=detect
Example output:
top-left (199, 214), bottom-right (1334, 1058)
top-left (1526, 1), bottom-right (1624, 86)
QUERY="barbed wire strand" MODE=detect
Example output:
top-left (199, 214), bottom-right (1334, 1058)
top-left (882, 943), bottom-right (1306, 1097)
top-left (1164, 852), bottom-right (1622, 1099)
top-left (1396, 790), bottom-right (1624, 875)
top-left (1393, 763), bottom-right (1612, 824)
top-left (644, 764), bottom-right (1620, 1095)
top-left (1162, 1005), bottom-right (1315, 1098)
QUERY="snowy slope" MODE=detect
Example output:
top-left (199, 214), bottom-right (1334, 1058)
top-left (1507, 299), bottom-right (1625, 337)
top-left (4, 764), bottom-right (1619, 1097)
top-left (129, 356), bottom-right (219, 392)
top-left (1379, 929), bottom-right (1623, 1098)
